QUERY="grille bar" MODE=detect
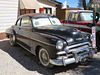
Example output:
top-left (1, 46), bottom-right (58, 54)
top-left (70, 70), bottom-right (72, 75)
top-left (67, 42), bottom-right (90, 49)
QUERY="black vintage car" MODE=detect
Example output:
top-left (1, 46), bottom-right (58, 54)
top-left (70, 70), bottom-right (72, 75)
top-left (6, 13), bottom-right (95, 68)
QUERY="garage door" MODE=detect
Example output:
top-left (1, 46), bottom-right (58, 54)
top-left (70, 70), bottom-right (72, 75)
top-left (0, 0), bottom-right (19, 33)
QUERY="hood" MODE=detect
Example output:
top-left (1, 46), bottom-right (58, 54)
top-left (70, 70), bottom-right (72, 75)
top-left (77, 20), bottom-right (100, 26)
top-left (77, 20), bottom-right (93, 24)
top-left (34, 25), bottom-right (85, 45)
top-left (97, 20), bottom-right (100, 26)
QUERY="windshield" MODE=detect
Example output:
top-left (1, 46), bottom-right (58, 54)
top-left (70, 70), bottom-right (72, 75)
top-left (80, 12), bottom-right (93, 21)
top-left (49, 17), bottom-right (62, 25)
top-left (80, 12), bottom-right (100, 21)
top-left (32, 17), bottom-right (61, 27)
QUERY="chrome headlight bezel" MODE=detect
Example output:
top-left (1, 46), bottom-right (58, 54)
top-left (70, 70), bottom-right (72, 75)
top-left (86, 34), bottom-right (90, 40)
top-left (90, 34), bottom-right (94, 41)
top-left (56, 40), bottom-right (64, 50)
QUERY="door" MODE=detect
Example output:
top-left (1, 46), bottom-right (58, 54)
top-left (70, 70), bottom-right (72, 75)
top-left (16, 16), bottom-right (32, 50)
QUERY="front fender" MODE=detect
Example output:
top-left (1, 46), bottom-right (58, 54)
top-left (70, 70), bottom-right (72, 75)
top-left (6, 28), bottom-right (16, 38)
top-left (30, 32), bottom-right (61, 59)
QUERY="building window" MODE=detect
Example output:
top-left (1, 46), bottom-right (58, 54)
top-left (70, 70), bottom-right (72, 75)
top-left (44, 8), bottom-right (47, 14)
top-left (43, 8), bottom-right (52, 14)
top-left (48, 9), bottom-right (51, 14)
top-left (20, 9), bottom-right (36, 15)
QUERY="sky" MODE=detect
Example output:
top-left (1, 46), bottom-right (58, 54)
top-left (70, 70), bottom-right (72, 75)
top-left (56, 0), bottom-right (90, 8)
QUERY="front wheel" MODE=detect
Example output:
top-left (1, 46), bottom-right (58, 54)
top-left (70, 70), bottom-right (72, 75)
top-left (39, 48), bottom-right (53, 68)
top-left (9, 34), bottom-right (17, 46)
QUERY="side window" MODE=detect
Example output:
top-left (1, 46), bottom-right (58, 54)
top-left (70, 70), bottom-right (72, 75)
top-left (16, 19), bottom-right (21, 26)
top-left (77, 14), bottom-right (81, 21)
top-left (71, 13), bottom-right (75, 21)
top-left (68, 13), bottom-right (77, 21)
top-left (68, 13), bottom-right (73, 21)
top-left (74, 13), bottom-right (78, 21)
top-left (21, 17), bottom-right (32, 27)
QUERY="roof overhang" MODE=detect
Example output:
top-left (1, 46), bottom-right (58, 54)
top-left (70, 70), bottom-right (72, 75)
top-left (68, 10), bottom-right (93, 13)
top-left (21, 0), bottom-right (40, 9)
top-left (48, 0), bottom-right (62, 5)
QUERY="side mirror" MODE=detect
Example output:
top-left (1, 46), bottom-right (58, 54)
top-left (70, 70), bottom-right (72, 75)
top-left (87, 23), bottom-right (93, 28)
top-left (95, 12), bottom-right (100, 23)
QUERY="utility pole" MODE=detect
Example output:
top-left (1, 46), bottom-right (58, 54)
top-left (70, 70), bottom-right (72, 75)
top-left (93, 0), bottom-right (98, 26)
top-left (92, 0), bottom-right (99, 50)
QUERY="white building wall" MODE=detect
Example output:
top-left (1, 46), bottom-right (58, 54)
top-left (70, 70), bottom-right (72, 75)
top-left (0, 0), bottom-right (19, 33)
top-left (37, 0), bottom-right (56, 15)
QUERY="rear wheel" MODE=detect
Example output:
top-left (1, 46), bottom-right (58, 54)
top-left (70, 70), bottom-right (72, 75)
top-left (9, 34), bottom-right (16, 46)
top-left (39, 48), bottom-right (53, 68)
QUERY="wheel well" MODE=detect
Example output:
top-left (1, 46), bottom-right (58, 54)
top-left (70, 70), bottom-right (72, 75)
top-left (7, 35), bottom-right (10, 38)
top-left (13, 30), bottom-right (16, 36)
top-left (35, 45), bottom-right (41, 56)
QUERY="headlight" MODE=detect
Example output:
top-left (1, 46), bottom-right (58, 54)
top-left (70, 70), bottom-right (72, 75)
top-left (90, 34), bottom-right (94, 41)
top-left (83, 34), bottom-right (90, 41)
top-left (56, 40), bottom-right (64, 50)
top-left (86, 34), bottom-right (90, 40)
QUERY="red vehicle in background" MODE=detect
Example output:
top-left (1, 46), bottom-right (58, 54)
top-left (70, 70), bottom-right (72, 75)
top-left (61, 10), bottom-right (100, 51)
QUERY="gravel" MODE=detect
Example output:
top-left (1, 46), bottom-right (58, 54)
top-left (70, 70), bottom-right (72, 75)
top-left (0, 39), bottom-right (100, 75)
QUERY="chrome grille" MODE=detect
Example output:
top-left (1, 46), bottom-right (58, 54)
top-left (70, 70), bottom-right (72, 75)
top-left (64, 42), bottom-right (91, 53)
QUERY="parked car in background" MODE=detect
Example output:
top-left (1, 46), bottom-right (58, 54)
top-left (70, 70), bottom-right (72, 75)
top-left (60, 10), bottom-right (100, 50)
top-left (6, 13), bottom-right (95, 68)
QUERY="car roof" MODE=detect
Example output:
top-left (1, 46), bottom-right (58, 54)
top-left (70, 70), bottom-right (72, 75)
top-left (18, 13), bottom-right (54, 19)
top-left (68, 10), bottom-right (93, 13)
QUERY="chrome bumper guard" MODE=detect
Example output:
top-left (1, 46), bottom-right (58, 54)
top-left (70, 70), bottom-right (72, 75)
top-left (50, 42), bottom-right (96, 66)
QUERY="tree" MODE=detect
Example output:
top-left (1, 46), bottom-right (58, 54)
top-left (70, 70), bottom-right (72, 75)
top-left (83, 0), bottom-right (87, 10)
top-left (77, 0), bottom-right (87, 10)
top-left (77, 0), bottom-right (83, 8)
top-left (87, 0), bottom-right (93, 10)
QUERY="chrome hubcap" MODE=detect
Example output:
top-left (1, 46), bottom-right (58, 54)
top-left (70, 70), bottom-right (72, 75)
top-left (39, 49), bottom-right (49, 66)
top-left (42, 52), bottom-right (48, 61)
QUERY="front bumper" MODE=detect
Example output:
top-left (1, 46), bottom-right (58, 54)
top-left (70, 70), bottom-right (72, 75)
top-left (50, 42), bottom-right (96, 66)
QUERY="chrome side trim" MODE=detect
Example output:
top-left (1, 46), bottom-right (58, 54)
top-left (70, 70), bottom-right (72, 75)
top-left (16, 42), bottom-right (36, 55)
top-left (30, 37), bottom-right (55, 47)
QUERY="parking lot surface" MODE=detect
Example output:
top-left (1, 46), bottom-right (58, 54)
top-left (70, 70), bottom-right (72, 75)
top-left (0, 39), bottom-right (100, 75)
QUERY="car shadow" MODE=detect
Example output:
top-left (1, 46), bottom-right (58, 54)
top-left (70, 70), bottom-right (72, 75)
top-left (0, 40), bottom-right (99, 75)
top-left (79, 57), bottom-right (100, 75)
